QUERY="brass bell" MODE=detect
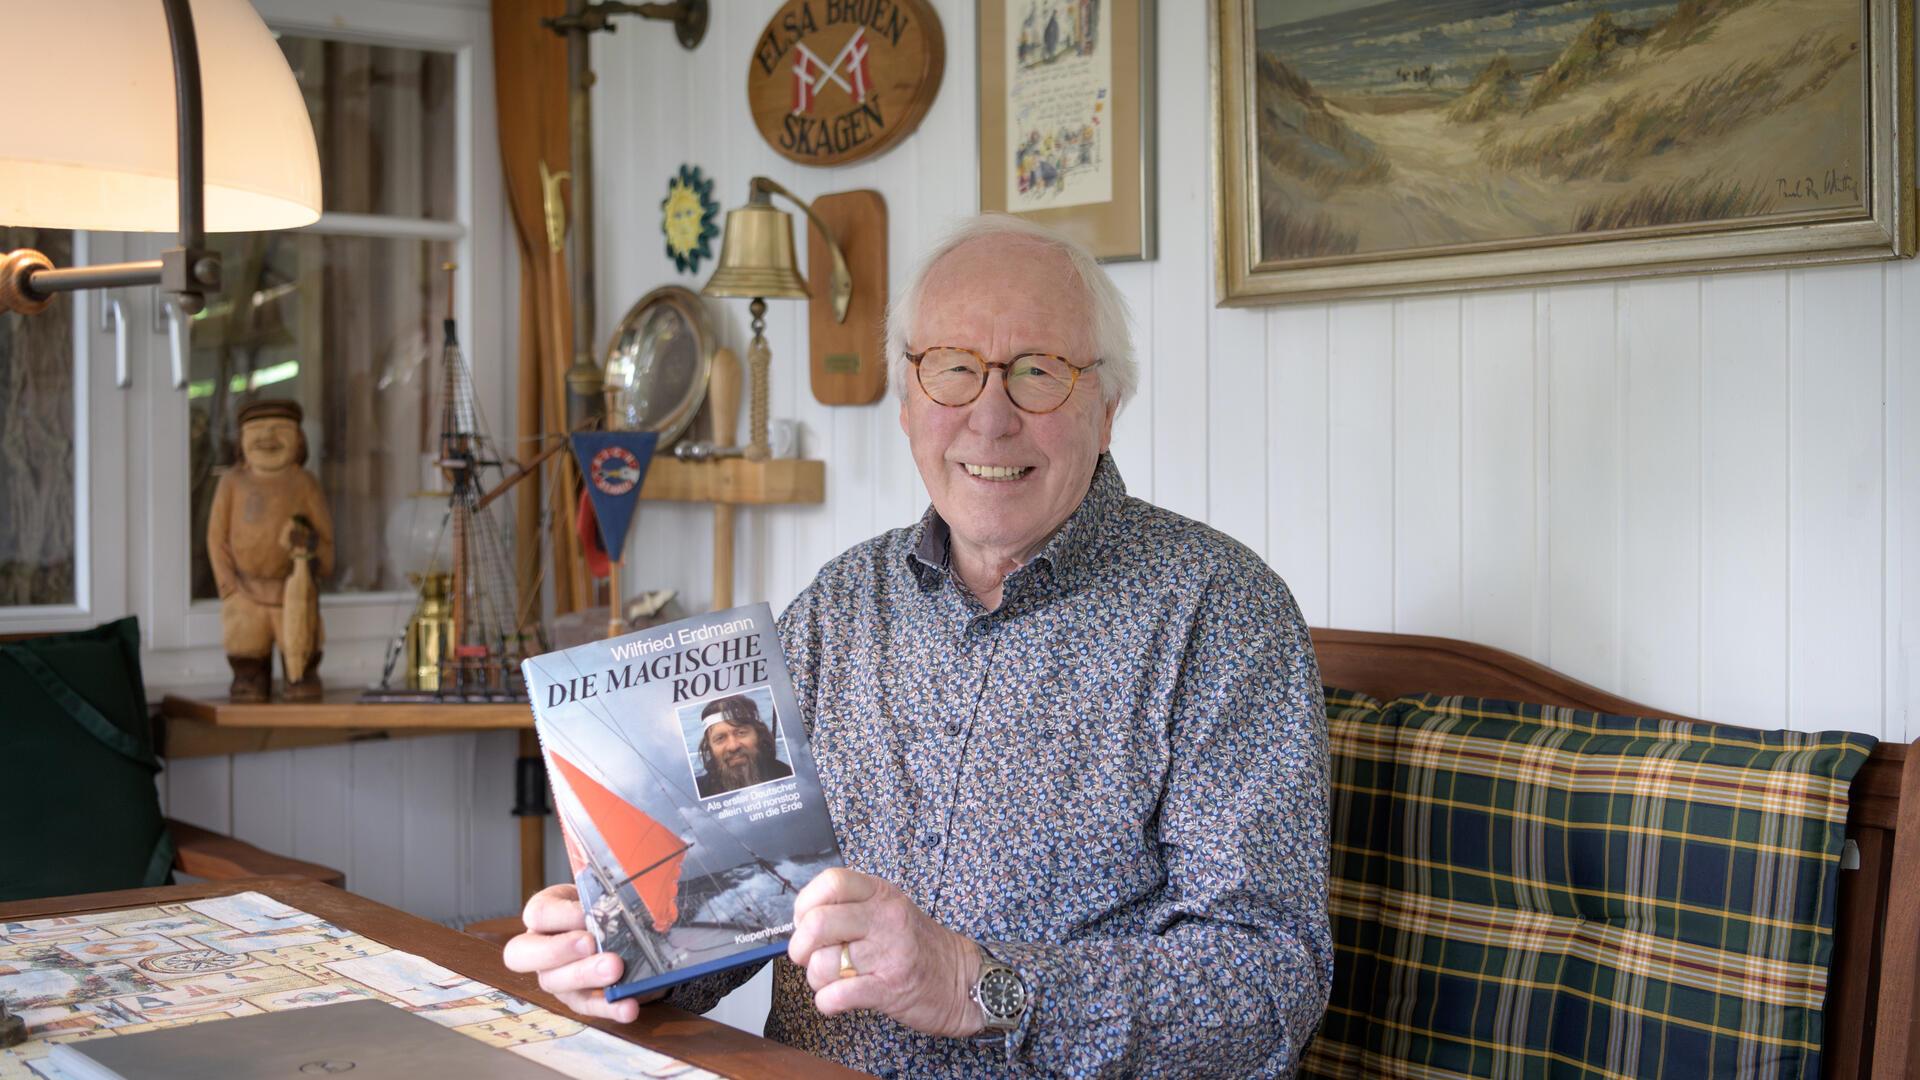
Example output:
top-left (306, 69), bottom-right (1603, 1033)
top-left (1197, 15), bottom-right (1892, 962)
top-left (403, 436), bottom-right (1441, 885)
top-left (702, 196), bottom-right (810, 301)
top-left (699, 177), bottom-right (852, 461)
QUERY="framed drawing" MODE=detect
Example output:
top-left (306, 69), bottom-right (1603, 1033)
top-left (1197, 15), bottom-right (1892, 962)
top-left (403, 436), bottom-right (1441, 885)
top-left (1214, 0), bottom-right (1915, 305)
top-left (979, 0), bottom-right (1157, 262)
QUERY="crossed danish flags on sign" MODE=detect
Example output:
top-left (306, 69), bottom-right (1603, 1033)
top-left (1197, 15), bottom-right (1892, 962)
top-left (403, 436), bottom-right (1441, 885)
top-left (791, 27), bottom-right (873, 114)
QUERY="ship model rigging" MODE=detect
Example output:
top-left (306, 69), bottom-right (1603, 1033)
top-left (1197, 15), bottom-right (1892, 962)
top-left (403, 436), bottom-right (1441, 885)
top-left (369, 264), bottom-right (555, 703)
top-left (374, 157), bottom-right (612, 703)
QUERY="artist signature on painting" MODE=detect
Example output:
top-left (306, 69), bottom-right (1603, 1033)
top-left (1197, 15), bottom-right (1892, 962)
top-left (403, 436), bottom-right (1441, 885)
top-left (1776, 168), bottom-right (1858, 200)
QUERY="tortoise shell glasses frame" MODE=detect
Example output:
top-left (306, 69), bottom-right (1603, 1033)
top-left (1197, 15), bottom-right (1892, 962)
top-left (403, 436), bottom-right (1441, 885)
top-left (905, 346), bottom-right (1104, 415)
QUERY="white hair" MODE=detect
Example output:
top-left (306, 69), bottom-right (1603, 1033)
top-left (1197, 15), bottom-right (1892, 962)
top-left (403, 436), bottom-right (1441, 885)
top-left (885, 214), bottom-right (1138, 409)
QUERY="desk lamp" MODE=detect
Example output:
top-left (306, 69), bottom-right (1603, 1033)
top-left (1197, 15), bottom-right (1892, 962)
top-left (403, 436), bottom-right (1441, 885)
top-left (700, 177), bottom-right (850, 461)
top-left (0, 0), bottom-right (321, 324)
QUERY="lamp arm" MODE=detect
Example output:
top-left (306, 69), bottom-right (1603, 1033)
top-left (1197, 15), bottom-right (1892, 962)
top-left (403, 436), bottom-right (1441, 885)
top-left (158, 0), bottom-right (217, 314)
top-left (24, 261), bottom-right (168, 295)
top-left (751, 177), bottom-right (853, 324)
top-left (0, 0), bottom-right (217, 319)
top-left (164, 0), bottom-right (204, 257)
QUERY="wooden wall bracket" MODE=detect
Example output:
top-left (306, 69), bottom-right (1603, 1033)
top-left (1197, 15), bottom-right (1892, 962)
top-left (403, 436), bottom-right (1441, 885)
top-left (807, 191), bottom-right (888, 405)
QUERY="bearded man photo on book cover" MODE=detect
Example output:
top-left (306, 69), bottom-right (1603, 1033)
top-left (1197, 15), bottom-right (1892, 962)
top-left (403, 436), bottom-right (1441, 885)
top-left (692, 693), bottom-right (794, 798)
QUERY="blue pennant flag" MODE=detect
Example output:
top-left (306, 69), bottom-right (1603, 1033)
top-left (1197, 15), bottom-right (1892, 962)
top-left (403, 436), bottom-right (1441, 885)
top-left (570, 431), bottom-right (659, 559)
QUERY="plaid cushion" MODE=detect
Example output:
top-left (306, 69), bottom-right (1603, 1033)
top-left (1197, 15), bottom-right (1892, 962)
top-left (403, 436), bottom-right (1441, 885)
top-left (1306, 691), bottom-right (1875, 1080)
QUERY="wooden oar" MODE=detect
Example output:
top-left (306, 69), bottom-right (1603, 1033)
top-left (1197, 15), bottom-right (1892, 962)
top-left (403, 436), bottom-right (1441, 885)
top-left (492, 0), bottom-right (573, 635)
top-left (708, 346), bottom-right (742, 612)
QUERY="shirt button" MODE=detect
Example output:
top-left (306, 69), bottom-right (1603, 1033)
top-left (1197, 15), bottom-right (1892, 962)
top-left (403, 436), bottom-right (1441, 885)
top-left (969, 620), bottom-right (989, 637)
top-left (922, 831), bottom-right (942, 848)
top-left (944, 720), bottom-right (962, 736)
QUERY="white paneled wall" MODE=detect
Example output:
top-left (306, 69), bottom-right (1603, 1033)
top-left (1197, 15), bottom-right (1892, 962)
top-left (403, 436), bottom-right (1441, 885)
top-left (597, 0), bottom-right (1916, 745)
top-left (161, 0), bottom-right (1915, 946)
top-left (161, 735), bottom-right (528, 925)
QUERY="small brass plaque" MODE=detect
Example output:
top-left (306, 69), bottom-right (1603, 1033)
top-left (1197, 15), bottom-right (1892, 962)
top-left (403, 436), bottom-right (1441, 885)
top-left (824, 353), bottom-right (860, 374)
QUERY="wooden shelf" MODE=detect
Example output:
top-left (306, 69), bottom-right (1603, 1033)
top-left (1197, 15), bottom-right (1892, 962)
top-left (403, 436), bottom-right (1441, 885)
top-left (159, 688), bottom-right (530, 732)
top-left (638, 457), bottom-right (825, 504)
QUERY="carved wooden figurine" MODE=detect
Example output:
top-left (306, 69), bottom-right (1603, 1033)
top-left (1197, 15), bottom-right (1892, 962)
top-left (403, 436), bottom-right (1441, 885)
top-left (207, 400), bottom-right (335, 702)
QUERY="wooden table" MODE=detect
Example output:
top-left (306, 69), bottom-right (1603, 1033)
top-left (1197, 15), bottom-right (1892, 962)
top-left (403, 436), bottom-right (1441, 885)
top-left (0, 877), bottom-right (861, 1080)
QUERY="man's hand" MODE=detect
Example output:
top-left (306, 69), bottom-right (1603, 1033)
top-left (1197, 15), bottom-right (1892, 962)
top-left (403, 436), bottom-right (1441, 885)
top-left (501, 884), bottom-right (661, 1023)
top-left (787, 868), bottom-right (985, 1039)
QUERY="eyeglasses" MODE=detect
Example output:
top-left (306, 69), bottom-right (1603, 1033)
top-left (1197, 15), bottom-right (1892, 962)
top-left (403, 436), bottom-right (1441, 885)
top-left (906, 346), bottom-right (1102, 415)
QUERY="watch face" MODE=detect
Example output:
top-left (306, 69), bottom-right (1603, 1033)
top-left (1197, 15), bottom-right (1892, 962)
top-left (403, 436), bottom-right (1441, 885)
top-left (980, 968), bottom-right (1026, 1019)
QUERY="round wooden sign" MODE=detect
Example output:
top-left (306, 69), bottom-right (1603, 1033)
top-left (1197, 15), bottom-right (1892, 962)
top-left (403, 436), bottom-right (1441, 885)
top-left (747, 0), bottom-right (944, 167)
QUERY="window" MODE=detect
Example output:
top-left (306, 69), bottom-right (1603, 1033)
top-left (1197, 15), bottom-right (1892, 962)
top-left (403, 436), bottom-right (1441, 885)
top-left (188, 37), bottom-right (461, 601)
top-left (0, 228), bottom-right (76, 609)
top-left (119, 0), bottom-right (510, 671)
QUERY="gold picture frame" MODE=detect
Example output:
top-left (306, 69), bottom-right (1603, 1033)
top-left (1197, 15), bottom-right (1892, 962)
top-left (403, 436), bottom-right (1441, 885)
top-left (979, 0), bottom-right (1156, 262)
top-left (1213, 0), bottom-right (1915, 306)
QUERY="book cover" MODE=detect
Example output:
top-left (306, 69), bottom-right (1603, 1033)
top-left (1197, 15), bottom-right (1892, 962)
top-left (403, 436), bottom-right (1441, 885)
top-left (521, 602), bottom-right (842, 1002)
top-left (47, 999), bottom-right (569, 1080)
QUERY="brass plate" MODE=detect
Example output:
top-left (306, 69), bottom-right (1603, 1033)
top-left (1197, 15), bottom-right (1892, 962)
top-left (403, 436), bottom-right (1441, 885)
top-left (602, 285), bottom-right (714, 447)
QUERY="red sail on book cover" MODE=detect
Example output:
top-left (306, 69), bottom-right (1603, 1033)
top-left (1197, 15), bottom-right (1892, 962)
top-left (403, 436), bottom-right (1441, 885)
top-left (522, 602), bottom-right (842, 1000)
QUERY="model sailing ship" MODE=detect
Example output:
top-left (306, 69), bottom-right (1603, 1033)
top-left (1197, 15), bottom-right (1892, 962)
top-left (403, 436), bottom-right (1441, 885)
top-left (366, 266), bottom-right (548, 703)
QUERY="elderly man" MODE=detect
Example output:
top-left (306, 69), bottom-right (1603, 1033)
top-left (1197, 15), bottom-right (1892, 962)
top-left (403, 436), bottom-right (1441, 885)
top-left (695, 694), bottom-right (793, 797)
top-left (506, 216), bottom-right (1331, 1076)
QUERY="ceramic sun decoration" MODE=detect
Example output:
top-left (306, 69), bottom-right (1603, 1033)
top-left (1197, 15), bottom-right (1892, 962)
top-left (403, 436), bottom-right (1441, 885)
top-left (662, 164), bottom-right (720, 274)
top-left (206, 400), bottom-right (335, 702)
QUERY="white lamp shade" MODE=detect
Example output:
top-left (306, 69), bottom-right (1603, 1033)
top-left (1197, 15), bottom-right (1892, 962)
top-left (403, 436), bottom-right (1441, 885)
top-left (0, 0), bottom-right (322, 233)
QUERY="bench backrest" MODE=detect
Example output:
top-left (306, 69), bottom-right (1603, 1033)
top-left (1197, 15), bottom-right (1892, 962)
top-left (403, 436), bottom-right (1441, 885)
top-left (1310, 628), bottom-right (1919, 1080)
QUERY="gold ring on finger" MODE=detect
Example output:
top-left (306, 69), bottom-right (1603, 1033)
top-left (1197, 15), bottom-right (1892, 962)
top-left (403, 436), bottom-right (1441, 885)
top-left (838, 942), bottom-right (858, 980)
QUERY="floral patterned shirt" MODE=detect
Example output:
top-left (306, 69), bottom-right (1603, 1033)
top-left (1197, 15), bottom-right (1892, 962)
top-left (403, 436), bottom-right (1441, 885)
top-left (668, 454), bottom-right (1332, 1077)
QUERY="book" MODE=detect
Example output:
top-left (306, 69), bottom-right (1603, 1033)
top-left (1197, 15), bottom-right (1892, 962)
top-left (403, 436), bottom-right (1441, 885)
top-left (521, 602), bottom-right (843, 1002)
top-left (46, 998), bottom-right (566, 1079)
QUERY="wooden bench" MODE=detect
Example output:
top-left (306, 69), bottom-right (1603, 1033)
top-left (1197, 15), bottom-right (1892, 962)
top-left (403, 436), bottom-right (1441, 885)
top-left (1311, 628), bottom-right (1919, 1080)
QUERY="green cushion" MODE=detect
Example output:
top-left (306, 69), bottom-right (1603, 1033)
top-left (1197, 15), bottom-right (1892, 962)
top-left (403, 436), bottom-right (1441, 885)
top-left (1308, 690), bottom-right (1875, 1080)
top-left (0, 617), bottom-right (173, 901)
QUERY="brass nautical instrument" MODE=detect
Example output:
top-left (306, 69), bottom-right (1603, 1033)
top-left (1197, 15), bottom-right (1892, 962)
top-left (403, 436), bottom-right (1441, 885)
top-left (403, 572), bottom-right (455, 691)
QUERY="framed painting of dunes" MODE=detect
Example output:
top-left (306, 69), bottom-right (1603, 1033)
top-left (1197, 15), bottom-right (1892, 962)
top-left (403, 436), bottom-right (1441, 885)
top-left (1213, 0), bottom-right (1914, 305)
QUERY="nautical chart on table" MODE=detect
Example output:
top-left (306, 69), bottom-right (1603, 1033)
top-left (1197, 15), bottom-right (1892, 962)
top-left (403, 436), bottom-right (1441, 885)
top-left (0, 891), bottom-right (715, 1080)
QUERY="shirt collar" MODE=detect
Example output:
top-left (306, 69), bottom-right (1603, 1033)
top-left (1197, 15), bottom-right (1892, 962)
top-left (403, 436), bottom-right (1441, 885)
top-left (904, 452), bottom-right (1127, 594)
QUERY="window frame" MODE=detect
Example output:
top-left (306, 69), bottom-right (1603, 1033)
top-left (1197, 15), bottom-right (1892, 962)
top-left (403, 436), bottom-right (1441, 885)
top-left (128, 0), bottom-right (512, 675)
top-left (0, 232), bottom-right (130, 635)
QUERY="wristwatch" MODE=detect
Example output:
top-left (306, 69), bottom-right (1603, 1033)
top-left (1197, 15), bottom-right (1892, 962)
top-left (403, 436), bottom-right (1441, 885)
top-left (969, 948), bottom-right (1030, 1040)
